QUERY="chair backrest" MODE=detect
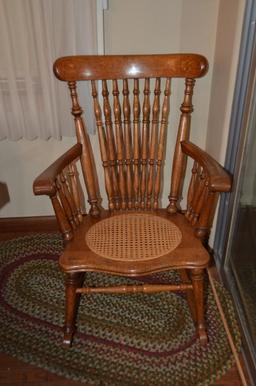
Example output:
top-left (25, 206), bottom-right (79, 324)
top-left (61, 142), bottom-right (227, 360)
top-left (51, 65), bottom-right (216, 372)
top-left (54, 54), bottom-right (208, 215)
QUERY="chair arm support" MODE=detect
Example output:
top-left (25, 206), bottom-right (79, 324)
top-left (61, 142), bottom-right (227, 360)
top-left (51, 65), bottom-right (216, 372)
top-left (33, 143), bottom-right (82, 197)
top-left (181, 140), bottom-right (232, 192)
top-left (181, 140), bottom-right (232, 243)
top-left (33, 143), bottom-right (84, 242)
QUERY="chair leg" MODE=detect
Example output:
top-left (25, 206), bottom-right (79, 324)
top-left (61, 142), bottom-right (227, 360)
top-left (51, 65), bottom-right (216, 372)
top-left (179, 269), bottom-right (196, 322)
top-left (190, 268), bottom-right (208, 345)
top-left (63, 272), bottom-right (84, 346)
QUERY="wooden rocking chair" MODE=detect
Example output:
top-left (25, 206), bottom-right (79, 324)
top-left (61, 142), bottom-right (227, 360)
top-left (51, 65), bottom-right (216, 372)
top-left (33, 54), bottom-right (231, 346)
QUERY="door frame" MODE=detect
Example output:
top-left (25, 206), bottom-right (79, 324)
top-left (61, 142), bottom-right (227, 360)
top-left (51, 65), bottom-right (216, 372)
top-left (213, 0), bottom-right (256, 380)
top-left (214, 0), bottom-right (256, 263)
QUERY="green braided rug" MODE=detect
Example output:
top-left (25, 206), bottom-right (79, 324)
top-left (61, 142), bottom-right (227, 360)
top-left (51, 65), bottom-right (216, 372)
top-left (0, 233), bottom-right (241, 385)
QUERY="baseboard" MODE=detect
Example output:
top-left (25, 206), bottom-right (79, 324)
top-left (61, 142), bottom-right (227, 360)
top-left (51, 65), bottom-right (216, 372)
top-left (0, 216), bottom-right (58, 233)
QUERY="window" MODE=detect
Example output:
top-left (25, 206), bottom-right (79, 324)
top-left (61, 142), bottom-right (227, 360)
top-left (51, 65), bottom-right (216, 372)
top-left (0, 0), bottom-right (99, 140)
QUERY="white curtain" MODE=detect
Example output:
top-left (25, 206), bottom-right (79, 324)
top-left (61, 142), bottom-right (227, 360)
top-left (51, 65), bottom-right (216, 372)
top-left (0, 0), bottom-right (98, 140)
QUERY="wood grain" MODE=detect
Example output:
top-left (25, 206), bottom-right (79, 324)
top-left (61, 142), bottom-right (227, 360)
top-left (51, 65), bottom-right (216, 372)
top-left (54, 54), bottom-right (208, 81)
top-left (33, 53), bottom-right (232, 347)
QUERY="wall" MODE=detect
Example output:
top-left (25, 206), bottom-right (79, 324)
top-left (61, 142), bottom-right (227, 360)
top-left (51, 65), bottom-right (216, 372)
top-left (205, 0), bottom-right (245, 245)
top-left (0, 138), bottom-right (76, 217)
top-left (206, 0), bottom-right (246, 162)
top-left (104, 0), bottom-right (219, 208)
top-left (104, 0), bottom-right (219, 149)
top-left (0, 0), bottom-right (244, 219)
top-left (104, 0), bottom-right (182, 54)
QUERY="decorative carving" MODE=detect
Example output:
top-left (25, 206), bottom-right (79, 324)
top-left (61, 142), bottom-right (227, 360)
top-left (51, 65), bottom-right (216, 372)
top-left (123, 79), bottom-right (133, 209)
top-left (33, 54), bottom-right (232, 348)
top-left (133, 78), bottom-right (141, 209)
top-left (68, 81), bottom-right (100, 216)
top-left (168, 78), bottom-right (195, 213)
top-left (91, 80), bottom-right (115, 210)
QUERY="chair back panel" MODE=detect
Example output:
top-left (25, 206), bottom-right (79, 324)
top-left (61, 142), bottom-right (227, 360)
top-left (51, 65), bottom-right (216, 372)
top-left (54, 54), bottom-right (208, 213)
top-left (54, 54), bottom-right (208, 81)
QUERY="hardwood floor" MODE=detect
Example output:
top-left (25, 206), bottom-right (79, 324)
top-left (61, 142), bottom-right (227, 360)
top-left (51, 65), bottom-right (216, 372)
top-left (0, 353), bottom-right (83, 386)
top-left (0, 351), bottom-right (247, 386)
top-left (0, 229), bottom-right (251, 386)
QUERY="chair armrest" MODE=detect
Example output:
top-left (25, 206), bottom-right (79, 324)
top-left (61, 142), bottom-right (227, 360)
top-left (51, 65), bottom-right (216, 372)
top-left (180, 140), bottom-right (232, 242)
top-left (181, 140), bottom-right (232, 192)
top-left (33, 143), bottom-right (83, 242)
top-left (33, 143), bottom-right (82, 197)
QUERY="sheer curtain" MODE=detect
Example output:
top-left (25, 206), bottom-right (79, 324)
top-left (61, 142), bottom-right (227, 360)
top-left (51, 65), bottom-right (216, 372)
top-left (0, 0), bottom-right (98, 140)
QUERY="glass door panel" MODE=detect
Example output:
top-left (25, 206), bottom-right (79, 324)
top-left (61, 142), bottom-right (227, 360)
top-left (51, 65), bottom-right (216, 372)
top-left (224, 81), bottom-right (256, 368)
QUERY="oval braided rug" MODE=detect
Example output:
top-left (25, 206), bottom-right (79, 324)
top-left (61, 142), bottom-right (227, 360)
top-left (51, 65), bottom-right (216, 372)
top-left (0, 233), bottom-right (241, 386)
